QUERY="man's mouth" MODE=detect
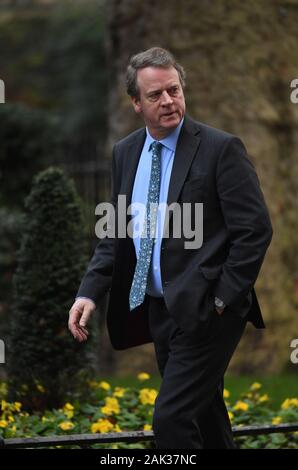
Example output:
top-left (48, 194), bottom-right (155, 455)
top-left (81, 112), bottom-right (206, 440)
top-left (162, 111), bottom-right (176, 118)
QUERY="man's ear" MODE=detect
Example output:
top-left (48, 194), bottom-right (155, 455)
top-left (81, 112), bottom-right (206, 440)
top-left (131, 96), bottom-right (142, 114)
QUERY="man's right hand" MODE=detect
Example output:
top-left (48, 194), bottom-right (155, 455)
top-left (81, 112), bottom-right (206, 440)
top-left (68, 298), bottom-right (96, 342)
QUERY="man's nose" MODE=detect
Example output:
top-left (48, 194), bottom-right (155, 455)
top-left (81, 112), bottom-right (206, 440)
top-left (160, 91), bottom-right (173, 106)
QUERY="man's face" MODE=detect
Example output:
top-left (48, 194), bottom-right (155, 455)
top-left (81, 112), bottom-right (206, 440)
top-left (131, 66), bottom-right (186, 140)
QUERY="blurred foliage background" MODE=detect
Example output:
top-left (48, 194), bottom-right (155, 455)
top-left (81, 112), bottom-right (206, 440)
top-left (0, 0), bottom-right (297, 398)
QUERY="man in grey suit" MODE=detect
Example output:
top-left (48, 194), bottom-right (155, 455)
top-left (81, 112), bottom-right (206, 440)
top-left (69, 47), bottom-right (273, 448)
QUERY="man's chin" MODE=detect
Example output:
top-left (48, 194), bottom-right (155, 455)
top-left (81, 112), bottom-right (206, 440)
top-left (161, 113), bottom-right (181, 127)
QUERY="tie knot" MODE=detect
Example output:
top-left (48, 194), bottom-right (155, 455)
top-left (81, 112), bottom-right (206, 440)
top-left (151, 141), bottom-right (162, 156)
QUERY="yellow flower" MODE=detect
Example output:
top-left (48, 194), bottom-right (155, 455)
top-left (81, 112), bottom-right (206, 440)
top-left (1, 400), bottom-right (8, 411)
top-left (281, 398), bottom-right (298, 410)
top-left (14, 402), bottom-right (22, 412)
top-left (272, 416), bottom-right (282, 425)
top-left (137, 372), bottom-right (151, 381)
top-left (36, 384), bottom-right (45, 393)
top-left (0, 420), bottom-right (8, 428)
top-left (113, 387), bottom-right (126, 398)
top-left (101, 397), bottom-right (120, 415)
top-left (91, 419), bottom-right (114, 434)
top-left (90, 422), bottom-right (101, 433)
top-left (63, 403), bottom-right (74, 419)
top-left (101, 406), bottom-right (112, 416)
top-left (59, 421), bottom-right (74, 431)
top-left (228, 411), bottom-right (234, 421)
top-left (89, 380), bottom-right (113, 391)
top-left (63, 403), bottom-right (74, 411)
top-left (233, 401), bottom-right (249, 412)
top-left (42, 416), bottom-right (48, 423)
top-left (223, 389), bottom-right (230, 399)
top-left (8, 416), bottom-right (14, 423)
top-left (250, 382), bottom-right (262, 391)
top-left (143, 424), bottom-right (152, 431)
top-left (258, 394), bottom-right (269, 403)
top-left (11, 425), bottom-right (16, 433)
top-left (99, 381), bottom-right (111, 391)
top-left (139, 388), bottom-right (158, 406)
top-left (114, 424), bottom-right (122, 432)
top-left (281, 399), bottom-right (290, 410)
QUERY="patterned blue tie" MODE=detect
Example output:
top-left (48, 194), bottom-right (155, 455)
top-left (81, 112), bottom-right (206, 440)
top-left (129, 141), bottom-right (162, 311)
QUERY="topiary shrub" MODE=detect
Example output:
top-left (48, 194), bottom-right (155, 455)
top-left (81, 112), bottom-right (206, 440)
top-left (7, 167), bottom-right (93, 411)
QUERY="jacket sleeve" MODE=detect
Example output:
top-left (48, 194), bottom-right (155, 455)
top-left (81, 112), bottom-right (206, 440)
top-left (76, 145), bottom-right (120, 305)
top-left (213, 137), bottom-right (273, 307)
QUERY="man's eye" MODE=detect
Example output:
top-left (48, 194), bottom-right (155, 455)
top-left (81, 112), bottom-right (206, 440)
top-left (148, 93), bottom-right (161, 101)
top-left (169, 87), bottom-right (179, 95)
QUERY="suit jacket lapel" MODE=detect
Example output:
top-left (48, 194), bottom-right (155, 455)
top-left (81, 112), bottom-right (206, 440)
top-left (122, 128), bottom-right (146, 208)
top-left (164, 116), bottom-right (201, 233)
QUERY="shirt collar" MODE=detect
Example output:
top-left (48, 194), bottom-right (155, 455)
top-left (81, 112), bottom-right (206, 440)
top-left (145, 117), bottom-right (184, 153)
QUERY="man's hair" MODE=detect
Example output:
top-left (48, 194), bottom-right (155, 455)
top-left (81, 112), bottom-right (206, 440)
top-left (126, 47), bottom-right (186, 98)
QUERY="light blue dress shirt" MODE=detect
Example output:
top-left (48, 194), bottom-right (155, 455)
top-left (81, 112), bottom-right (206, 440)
top-left (130, 119), bottom-right (184, 297)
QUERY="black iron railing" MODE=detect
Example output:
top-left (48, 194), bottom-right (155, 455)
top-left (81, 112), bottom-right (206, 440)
top-left (1, 423), bottom-right (298, 448)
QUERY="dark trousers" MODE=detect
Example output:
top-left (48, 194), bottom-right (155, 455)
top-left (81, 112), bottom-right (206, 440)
top-left (147, 295), bottom-right (247, 449)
